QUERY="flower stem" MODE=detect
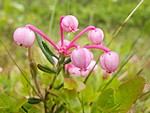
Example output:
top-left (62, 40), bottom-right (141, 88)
top-left (26, 24), bottom-right (59, 51)
top-left (28, 48), bottom-right (43, 98)
top-left (84, 59), bottom-right (99, 84)
top-left (65, 43), bottom-right (79, 55)
top-left (66, 26), bottom-right (95, 49)
top-left (84, 45), bottom-right (110, 53)
top-left (48, 0), bottom-right (58, 37)
top-left (44, 101), bottom-right (48, 113)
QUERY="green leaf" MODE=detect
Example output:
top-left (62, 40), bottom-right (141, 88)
top-left (12, 98), bottom-right (27, 112)
top-left (79, 84), bottom-right (99, 104)
top-left (63, 89), bottom-right (77, 99)
top-left (95, 88), bottom-right (117, 112)
top-left (36, 33), bottom-right (55, 65)
top-left (0, 94), bottom-right (27, 112)
top-left (42, 41), bottom-right (58, 59)
top-left (0, 94), bottom-right (15, 112)
top-left (55, 83), bottom-right (64, 90)
top-left (37, 64), bottom-right (57, 74)
top-left (55, 104), bottom-right (65, 113)
top-left (28, 97), bottom-right (42, 104)
top-left (63, 58), bottom-right (71, 65)
top-left (64, 78), bottom-right (78, 90)
top-left (76, 81), bottom-right (86, 92)
top-left (114, 76), bottom-right (145, 113)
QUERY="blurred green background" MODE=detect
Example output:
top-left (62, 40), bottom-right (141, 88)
top-left (0, 0), bottom-right (150, 112)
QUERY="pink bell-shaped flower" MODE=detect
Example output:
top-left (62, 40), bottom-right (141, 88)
top-left (100, 51), bottom-right (119, 73)
top-left (71, 48), bottom-right (92, 70)
top-left (88, 28), bottom-right (104, 45)
top-left (57, 39), bottom-right (70, 48)
top-left (13, 27), bottom-right (35, 47)
top-left (61, 15), bottom-right (78, 32)
top-left (65, 64), bottom-right (81, 76)
top-left (65, 60), bottom-right (98, 78)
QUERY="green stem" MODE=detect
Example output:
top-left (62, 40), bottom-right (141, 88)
top-left (84, 59), bottom-right (99, 84)
top-left (140, 90), bottom-right (150, 99)
top-left (44, 101), bottom-right (48, 113)
top-left (81, 93), bottom-right (85, 113)
top-left (107, 0), bottom-right (144, 47)
top-left (44, 55), bottom-right (65, 112)
top-left (48, 0), bottom-right (58, 36)
top-left (84, 51), bottom-right (103, 84)
top-left (28, 48), bottom-right (43, 98)
top-left (135, 59), bottom-right (150, 76)
top-left (0, 39), bottom-right (39, 97)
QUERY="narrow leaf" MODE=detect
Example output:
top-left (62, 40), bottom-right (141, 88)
top-left (28, 98), bottom-right (42, 104)
top-left (36, 33), bottom-right (55, 65)
top-left (63, 58), bottom-right (71, 65)
top-left (37, 64), bottom-right (57, 74)
top-left (55, 104), bottom-right (65, 113)
top-left (42, 41), bottom-right (58, 59)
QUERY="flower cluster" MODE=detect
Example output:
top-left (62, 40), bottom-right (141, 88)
top-left (13, 15), bottom-right (119, 77)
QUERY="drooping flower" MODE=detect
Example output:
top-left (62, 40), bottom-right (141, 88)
top-left (65, 64), bottom-right (81, 76)
top-left (65, 60), bottom-right (98, 78)
top-left (88, 28), bottom-right (104, 45)
top-left (61, 15), bottom-right (78, 32)
top-left (13, 27), bottom-right (35, 47)
top-left (58, 39), bottom-right (70, 48)
top-left (100, 51), bottom-right (119, 73)
top-left (71, 48), bottom-right (92, 70)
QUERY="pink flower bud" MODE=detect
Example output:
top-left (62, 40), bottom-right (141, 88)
top-left (13, 27), bottom-right (35, 47)
top-left (65, 63), bottom-right (89, 78)
top-left (61, 15), bottom-right (78, 32)
top-left (87, 60), bottom-right (98, 72)
top-left (65, 61), bottom-right (97, 78)
top-left (81, 70), bottom-right (90, 78)
top-left (66, 64), bottom-right (81, 76)
top-left (100, 51), bottom-right (119, 73)
top-left (71, 48), bottom-right (92, 70)
top-left (81, 60), bottom-right (98, 78)
top-left (57, 39), bottom-right (70, 48)
top-left (88, 28), bottom-right (104, 45)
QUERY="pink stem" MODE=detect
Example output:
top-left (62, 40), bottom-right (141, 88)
top-left (84, 45), bottom-right (110, 53)
top-left (66, 26), bottom-right (95, 50)
top-left (65, 51), bottom-right (72, 55)
top-left (26, 24), bottom-right (59, 51)
top-left (60, 16), bottom-right (65, 47)
top-left (67, 43), bottom-right (79, 49)
top-left (64, 44), bottom-right (79, 55)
